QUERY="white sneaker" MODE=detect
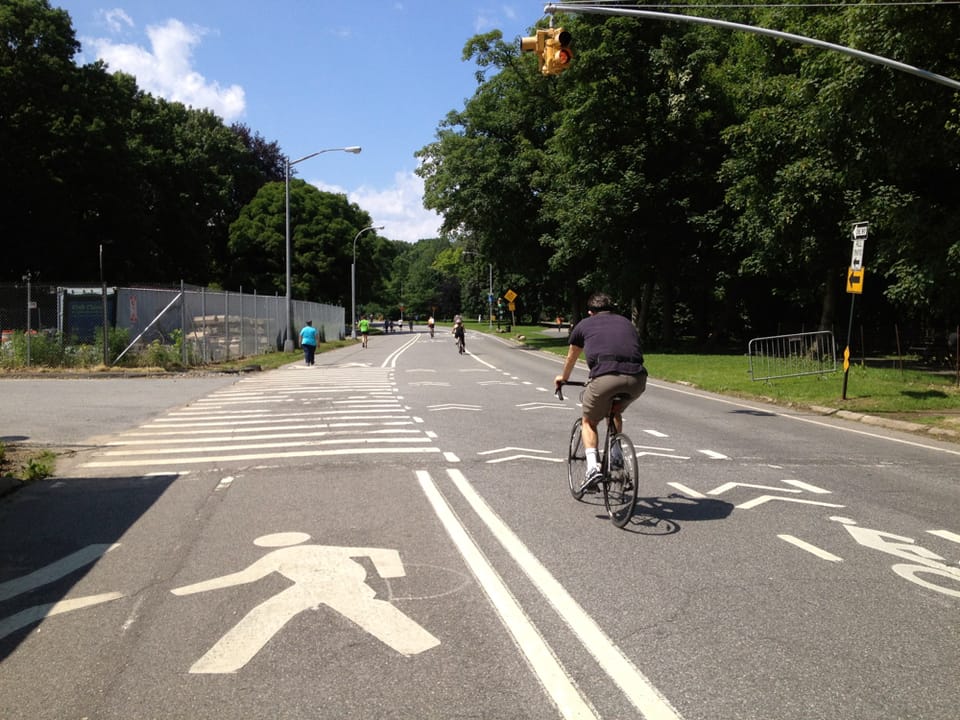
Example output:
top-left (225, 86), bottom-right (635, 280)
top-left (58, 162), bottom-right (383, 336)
top-left (584, 466), bottom-right (603, 490)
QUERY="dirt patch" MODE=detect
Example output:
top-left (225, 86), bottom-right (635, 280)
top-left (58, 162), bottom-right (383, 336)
top-left (0, 443), bottom-right (57, 483)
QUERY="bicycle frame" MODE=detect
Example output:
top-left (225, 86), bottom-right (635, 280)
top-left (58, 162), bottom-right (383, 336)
top-left (557, 381), bottom-right (639, 527)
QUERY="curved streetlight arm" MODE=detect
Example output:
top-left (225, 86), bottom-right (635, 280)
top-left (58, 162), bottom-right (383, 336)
top-left (290, 146), bottom-right (362, 168)
top-left (351, 225), bottom-right (385, 339)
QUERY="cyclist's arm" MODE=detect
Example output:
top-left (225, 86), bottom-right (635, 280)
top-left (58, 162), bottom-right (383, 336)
top-left (554, 343), bottom-right (583, 387)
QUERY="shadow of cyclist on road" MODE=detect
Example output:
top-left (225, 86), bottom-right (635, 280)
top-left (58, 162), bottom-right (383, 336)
top-left (624, 494), bottom-right (734, 535)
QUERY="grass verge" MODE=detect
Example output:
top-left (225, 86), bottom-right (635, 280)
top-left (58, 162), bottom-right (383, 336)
top-left (470, 321), bottom-right (960, 434)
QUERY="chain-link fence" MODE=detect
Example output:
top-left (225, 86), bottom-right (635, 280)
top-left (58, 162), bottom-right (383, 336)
top-left (0, 282), bottom-right (344, 366)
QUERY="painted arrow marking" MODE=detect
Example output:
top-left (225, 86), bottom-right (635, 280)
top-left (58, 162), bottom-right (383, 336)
top-left (478, 447), bottom-right (562, 464)
top-left (515, 402), bottom-right (571, 411)
top-left (737, 496), bottom-right (846, 510)
top-left (479, 447), bottom-right (552, 456)
top-left (484, 455), bottom-right (565, 464)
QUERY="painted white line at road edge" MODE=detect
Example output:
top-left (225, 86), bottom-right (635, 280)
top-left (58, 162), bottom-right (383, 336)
top-left (415, 471), bottom-right (598, 720)
top-left (445, 468), bottom-right (684, 720)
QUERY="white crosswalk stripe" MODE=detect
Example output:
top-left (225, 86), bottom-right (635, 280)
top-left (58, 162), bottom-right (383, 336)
top-left (77, 366), bottom-right (441, 474)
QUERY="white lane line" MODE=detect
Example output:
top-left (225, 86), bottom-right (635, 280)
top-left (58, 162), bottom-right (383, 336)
top-left (778, 535), bottom-right (844, 562)
top-left (446, 468), bottom-right (684, 720)
top-left (782, 479), bottom-right (832, 494)
top-left (99, 436), bottom-right (433, 457)
top-left (698, 450), bottom-right (728, 460)
top-left (81, 446), bottom-right (442, 469)
top-left (667, 482), bottom-right (706, 499)
top-left (928, 529), bottom-right (960, 545)
top-left (416, 471), bottom-right (598, 720)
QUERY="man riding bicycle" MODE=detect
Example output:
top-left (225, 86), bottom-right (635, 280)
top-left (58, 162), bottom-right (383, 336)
top-left (554, 292), bottom-right (647, 489)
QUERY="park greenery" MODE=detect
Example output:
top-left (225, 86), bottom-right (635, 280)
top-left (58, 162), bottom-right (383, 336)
top-left (2, 0), bottom-right (958, 358)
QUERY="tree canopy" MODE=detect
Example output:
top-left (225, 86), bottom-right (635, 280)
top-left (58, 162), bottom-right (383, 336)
top-left (417, 5), bottom-right (960, 348)
top-left (4, 1), bottom-right (959, 350)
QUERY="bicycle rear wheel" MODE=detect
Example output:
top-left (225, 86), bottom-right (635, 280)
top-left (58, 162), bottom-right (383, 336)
top-left (603, 433), bottom-right (638, 527)
top-left (566, 418), bottom-right (587, 500)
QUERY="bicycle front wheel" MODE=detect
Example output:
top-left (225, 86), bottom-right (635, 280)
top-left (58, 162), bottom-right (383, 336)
top-left (566, 418), bottom-right (587, 500)
top-left (603, 433), bottom-right (639, 527)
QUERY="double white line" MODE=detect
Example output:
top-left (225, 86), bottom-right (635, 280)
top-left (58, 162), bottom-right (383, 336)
top-left (417, 468), bottom-right (683, 720)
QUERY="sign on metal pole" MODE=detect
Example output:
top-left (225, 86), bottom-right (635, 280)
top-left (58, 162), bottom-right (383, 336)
top-left (847, 267), bottom-right (865, 294)
top-left (851, 221), bottom-right (868, 271)
top-left (843, 221), bottom-right (869, 399)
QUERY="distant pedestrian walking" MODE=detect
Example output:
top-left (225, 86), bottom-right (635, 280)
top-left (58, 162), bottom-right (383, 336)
top-left (358, 317), bottom-right (370, 348)
top-left (299, 321), bottom-right (318, 366)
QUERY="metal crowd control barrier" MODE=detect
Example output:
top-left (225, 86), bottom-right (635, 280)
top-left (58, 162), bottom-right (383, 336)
top-left (748, 331), bottom-right (837, 381)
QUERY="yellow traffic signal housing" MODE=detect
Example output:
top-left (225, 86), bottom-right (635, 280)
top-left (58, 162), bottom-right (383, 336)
top-left (520, 29), bottom-right (548, 73)
top-left (543, 28), bottom-right (573, 75)
top-left (520, 27), bottom-right (572, 75)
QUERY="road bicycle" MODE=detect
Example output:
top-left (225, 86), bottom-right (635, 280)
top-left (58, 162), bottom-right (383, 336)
top-left (454, 330), bottom-right (465, 354)
top-left (556, 381), bottom-right (639, 528)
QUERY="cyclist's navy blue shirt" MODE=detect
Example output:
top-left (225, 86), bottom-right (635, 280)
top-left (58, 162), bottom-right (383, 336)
top-left (568, 311), bottom-right (645, 379)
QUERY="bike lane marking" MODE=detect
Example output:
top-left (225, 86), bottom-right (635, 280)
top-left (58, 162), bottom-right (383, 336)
top-left (435, 467), bottom-right (685, 720)
top-left (416, 470), bottom-right (599, 720)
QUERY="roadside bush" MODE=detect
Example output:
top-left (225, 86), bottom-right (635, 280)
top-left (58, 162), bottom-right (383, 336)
top-left (0, 331), bottom-right (67, 367)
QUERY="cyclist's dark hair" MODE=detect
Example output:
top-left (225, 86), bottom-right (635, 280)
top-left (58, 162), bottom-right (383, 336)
top-left (586, 292), bottom-right (615, 312)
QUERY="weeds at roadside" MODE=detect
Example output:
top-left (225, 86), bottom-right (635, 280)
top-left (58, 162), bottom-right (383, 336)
top-left (0, 442), bottom-right (56, 484)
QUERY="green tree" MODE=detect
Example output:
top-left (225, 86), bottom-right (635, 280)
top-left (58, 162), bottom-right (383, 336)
top-left (228, 182), bottom-right (380, 306)
top-left (417, 29), bottom-right (561, 323)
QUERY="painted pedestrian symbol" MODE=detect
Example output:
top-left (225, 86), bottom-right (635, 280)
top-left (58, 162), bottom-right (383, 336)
top-left (171, 532), bottom-right (440, 673)
top-left (0, 544), bottom-right (123, 640)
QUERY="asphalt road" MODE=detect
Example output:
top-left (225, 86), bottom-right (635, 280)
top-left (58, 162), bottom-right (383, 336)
top-left (1, 329), bottom-right (958, 719)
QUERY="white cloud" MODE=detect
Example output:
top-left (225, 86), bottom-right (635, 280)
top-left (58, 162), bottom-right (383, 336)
top-left (102, 9), bottom-right (133, 33)
top-left (314, 170), bottom-right (442, 244)
top-left (88, 18), bottom-right (245, 121)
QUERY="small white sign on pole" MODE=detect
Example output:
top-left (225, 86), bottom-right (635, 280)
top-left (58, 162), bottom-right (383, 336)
top-left (851, 222), bottom-right (868, 270)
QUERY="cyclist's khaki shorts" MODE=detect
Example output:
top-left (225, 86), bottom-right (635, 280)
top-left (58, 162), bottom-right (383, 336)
top-left (581, 372), bottom-right (647, 425)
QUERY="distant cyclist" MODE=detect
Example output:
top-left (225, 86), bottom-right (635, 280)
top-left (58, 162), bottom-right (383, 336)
top-left (427, 316), bottom-right (435, 338)
top-left (553, 292), bottom-right (647, 489)
top-left (453, 320), bottom-right (466, 355)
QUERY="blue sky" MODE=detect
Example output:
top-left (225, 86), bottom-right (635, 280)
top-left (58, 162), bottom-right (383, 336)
top-left (56, 1), bottom-right (539, 243)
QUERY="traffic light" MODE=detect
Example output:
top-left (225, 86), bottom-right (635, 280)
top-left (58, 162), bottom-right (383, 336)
top-left (543, 27), bottom-right (573, 75)
top-left (520, 27), bottom-right (572, 76)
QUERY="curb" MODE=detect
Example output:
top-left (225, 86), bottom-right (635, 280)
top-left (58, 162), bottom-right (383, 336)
top-left (810, 405), bottom-right (960, 441)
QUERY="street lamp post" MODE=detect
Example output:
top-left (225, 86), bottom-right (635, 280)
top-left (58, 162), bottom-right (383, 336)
top-left (462, 251), bottom-right (493, 328)
top-left (284, 145), bottom-right (362, 351)
top-left (351, 225), bottom-right (384, 339)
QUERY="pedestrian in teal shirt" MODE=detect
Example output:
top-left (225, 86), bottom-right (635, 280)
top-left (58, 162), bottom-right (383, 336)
top-left (299, 321), bottom-right (318, 366)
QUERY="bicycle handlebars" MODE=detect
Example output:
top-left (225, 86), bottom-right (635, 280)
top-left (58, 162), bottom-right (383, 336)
top-left (554, 380), bottom-right (586, 401)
